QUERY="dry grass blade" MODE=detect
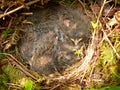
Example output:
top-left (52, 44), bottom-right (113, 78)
top-left (0, 0), bottom-right (40, 19)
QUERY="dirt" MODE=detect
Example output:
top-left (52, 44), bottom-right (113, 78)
top-left (18, 4), bottom-right (92, 75)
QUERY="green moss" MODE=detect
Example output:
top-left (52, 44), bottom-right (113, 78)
top-left (2, 29), bottom-right (13, 38)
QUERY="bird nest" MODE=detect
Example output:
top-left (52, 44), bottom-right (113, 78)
top-left (0, 0), bottom-right (120, 89)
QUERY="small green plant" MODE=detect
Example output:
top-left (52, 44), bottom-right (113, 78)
top-left (100, 43), bottom-right (116, 66)
top-left (0, 64), bottom-right (23, 89)
top-left (1, 63), bottom-right (41, 90)
top-left (99, 42), bottom-right (120, 78)
top-left (0, 74), bottom-right (9, 90)
top-left (91, 21), bottom-right (97, 30)
top-left (2, 29), bottom-right (13, 38)
top-left (2, 63), bottom-right (23, 82)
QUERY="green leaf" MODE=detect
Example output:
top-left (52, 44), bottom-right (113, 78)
top-left (8, 50), bottom-right (15, 54)
top-left (91, 21), bottom-right (97, 29)
top-left (25, 80), bottom-right (33, 90)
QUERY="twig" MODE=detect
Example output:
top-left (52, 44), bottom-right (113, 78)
top-left (0, 0), bottom-right (40, 19)
top-left (96, 0), bottom-right (107, 26)
top-left (77, 0), bottom-right (88, 16)
top-left (0, 53), bottom-right (38, 81)
top-left (101, 29), bottom-right (120, 59)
